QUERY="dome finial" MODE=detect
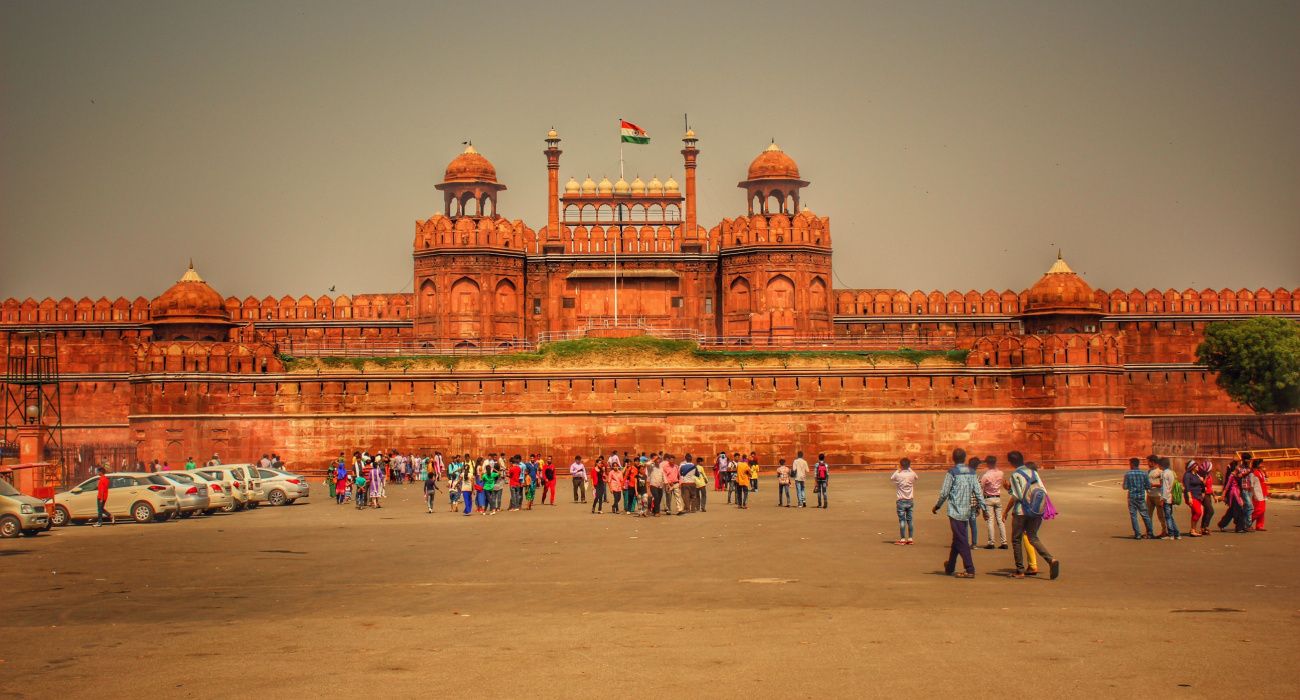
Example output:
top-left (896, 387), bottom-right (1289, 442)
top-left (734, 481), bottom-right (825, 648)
top-left (179, 260), bottom-right (204, 283)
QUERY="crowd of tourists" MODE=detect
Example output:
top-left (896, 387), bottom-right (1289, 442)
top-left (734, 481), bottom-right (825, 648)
top-left (322, 449), bottom-right (837, 517)
top-left (317, 445), bottom-right (1278, 584)
top-left (1121, 453), bottom-right (1270, 539)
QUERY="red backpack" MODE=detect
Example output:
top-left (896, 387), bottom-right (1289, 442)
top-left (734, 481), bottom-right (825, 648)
top-left (816, 462), bottom-right (829, 479)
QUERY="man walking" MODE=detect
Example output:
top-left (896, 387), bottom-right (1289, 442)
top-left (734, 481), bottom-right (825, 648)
top-left (664, 455), bottom-right (682, 515)
top-left (890, 458), bottom-right (918, 545)
top-left (93, 466), bottom-right (112, 527)
top-left (570, 456), bottom-right (587, 504)
top-left (932, 448), bottom-right (984, 577)
top-left (979, 456), bottom-right (1007, 549)
top-left (1004, 454), bottom-right (1061, 579)
top-left (542, 456), bottom-right (557, 506)
top-left (792, 451), bottom-right (809, 508)
top-left (679, 455), bottom-right (697, 513)
top-left (508, 457), bottom-right (523, 512)
top-left (813, 453), bottom-right (830, 509)
top-left (1122, 457), bottom-right (1155, 539)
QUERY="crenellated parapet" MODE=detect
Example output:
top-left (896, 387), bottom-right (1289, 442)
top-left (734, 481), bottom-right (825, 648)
top-left (712, 209), bottom-right (830, 249)
top-left (966, 333), bottom-right (1123, 367)
top-left (415, 214), bottom-right (534, 253)
top-left (833, 286), bottom-right (1300, 317)
top-left (1, 296), bottom-right (151, 324)
top-left (131, 340), bottom-right (283, 375)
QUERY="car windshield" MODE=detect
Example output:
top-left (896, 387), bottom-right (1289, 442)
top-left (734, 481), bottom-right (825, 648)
top-left (165, 473), bottom-right (195, 483)
top-left (146, 475), bottom-right (172, 486)
top-left (259, 469), bottom-right (277, 478)
top-left (0, 479), bottom-right (20, 497)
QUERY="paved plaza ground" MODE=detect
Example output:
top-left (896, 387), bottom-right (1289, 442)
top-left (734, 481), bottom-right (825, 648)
top-left (2, 470), bottom-right (1297, 699)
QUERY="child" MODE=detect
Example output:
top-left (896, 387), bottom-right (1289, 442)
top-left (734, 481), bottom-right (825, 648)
top-left (890, 458), bottom-right (918, 544)
top-left (776, 459), bottom-right (792, 507)
top-left (354, 473), bottom-right (368, 509)
top-left (423, 469), bottom-right (438, 513)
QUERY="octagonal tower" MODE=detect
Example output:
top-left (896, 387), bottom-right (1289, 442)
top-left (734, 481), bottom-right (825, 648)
top-left (413, 144), bottom-right (532, 346)
top-left (714, 142), bottom-right (833, 339)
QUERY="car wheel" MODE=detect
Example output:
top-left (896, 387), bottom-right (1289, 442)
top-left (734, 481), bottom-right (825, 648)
top-left (131, 501), bottom-right (155, 523)
top-left (178, 511), bottom-right (193, 519)
top-left (52, 506), bottom-right (71, 527)
top-left (268, 489), bottom-right (287, 506)
top-left (0, 515), bottom-right (19, 538)
top-left (246, 501), bottom-right (259, 509)
top-left (234, 500), bottom-right (247, 512)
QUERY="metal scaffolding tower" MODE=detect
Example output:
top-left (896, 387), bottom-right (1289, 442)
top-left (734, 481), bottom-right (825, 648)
top-left (2, 330), bottom-right (65, 465)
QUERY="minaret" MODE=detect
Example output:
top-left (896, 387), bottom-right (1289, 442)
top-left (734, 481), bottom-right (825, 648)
top-left (544, 128), bottom-right (562, 236)
top-left (681, 128), bottom-right (699, 236)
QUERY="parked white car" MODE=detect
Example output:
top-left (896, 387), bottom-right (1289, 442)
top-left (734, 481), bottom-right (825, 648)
top-left (50, 472), bottom-right (179, 525)
top-left (258, 468), bottom-right (310, 506)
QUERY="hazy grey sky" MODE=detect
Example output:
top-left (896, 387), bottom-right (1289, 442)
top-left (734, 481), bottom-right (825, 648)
top-left (3, 0), bottom-right (1298, 301)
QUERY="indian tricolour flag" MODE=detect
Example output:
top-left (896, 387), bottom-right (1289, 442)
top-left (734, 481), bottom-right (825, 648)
top-left (620, 120), bottom-right (650, 145)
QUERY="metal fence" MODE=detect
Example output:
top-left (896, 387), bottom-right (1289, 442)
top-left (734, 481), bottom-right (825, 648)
top-left (1150, 414), bottom-right (1300, 458)
top-left (47, 444), bottom-right (139, 488)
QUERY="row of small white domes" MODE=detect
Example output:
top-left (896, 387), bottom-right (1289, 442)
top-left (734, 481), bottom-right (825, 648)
top-left (565, 175), bottom-right (680, 195)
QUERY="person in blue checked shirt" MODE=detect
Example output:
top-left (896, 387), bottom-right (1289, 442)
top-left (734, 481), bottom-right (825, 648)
top-left (932, 447), bottom-right (986, 578)
top-left (1122, 457), bottom-right (1155, 539)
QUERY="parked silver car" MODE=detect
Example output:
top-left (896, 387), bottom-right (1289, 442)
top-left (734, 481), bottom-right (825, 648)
top-left (153, 472), bottom-right (211, 518)
top-left (258, 468), bottom-right (310, 506)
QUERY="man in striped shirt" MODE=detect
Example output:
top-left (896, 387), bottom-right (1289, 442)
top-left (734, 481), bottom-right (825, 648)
top-left (932, 448), bottom-right (986, 578)
top-left (1122, 457), bottom-right (1155, 539)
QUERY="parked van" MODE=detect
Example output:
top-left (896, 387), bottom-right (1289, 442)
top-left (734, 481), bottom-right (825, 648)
top-left (0, 478), bottom-right (51, 537)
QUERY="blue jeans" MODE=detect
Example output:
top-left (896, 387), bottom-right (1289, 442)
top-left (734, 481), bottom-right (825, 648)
top-left (896, 499), bottom-right (914, 539)
top-left (778, 483), bottom-right (791, 505)
top-left (1162, 503), bottom-right (1180, 537)
top-left (1237, 499), bottom-right (1254, 531)
top-left (967, 512), bottom-right (979, 545)
top-left (1128, 497), bottom-right (1153, 537)
top-left (794, 481), bottom-right (806, 506)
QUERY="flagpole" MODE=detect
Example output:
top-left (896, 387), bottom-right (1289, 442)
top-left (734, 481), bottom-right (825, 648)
top-left (614, 119), bottom-right (620, 327)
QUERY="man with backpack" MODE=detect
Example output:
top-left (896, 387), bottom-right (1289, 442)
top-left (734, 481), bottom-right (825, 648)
top-left (1002, 452), bottom-right (1061, 580)
top-left (813, 454), bottom-right (830, 509)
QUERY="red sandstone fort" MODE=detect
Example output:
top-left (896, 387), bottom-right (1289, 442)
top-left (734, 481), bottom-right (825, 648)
top-left (3, 129), bottom-right (1298, 477)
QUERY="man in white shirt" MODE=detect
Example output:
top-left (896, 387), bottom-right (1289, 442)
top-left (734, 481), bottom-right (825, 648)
top-left (569, 456), bottom-right (587, 504)
top-left (792, 451), bottom-right (810, 508)
top-left (890, 458), bottom-right (918, 544)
